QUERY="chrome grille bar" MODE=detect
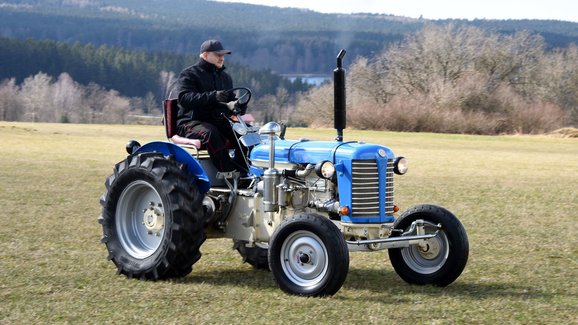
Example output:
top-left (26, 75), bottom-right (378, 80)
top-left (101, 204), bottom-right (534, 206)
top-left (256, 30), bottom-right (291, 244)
top-left (385, 159), bottom-right (394, 214)
top-left (351, 160), bottom-right (379, 215)
top-left (351, 159), bottom-right (394, 216)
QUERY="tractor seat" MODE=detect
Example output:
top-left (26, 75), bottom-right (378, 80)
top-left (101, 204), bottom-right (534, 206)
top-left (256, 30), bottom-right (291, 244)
top-left (163, 98), bottom-right (201, 149)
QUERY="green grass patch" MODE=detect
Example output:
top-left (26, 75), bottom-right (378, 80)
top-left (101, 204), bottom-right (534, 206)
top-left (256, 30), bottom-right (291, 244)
top-left (1, 122), bottom-right (577, 324)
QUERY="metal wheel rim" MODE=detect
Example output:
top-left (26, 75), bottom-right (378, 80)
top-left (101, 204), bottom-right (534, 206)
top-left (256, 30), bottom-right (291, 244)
top-left (280, 230), bottom-right (328, 288)
top-left (116, 180), bottom-right (165, 259)
top-left (401, 228), bottom-right (449, 274)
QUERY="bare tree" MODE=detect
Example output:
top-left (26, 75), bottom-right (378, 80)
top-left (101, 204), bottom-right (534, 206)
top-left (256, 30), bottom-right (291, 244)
top-left (475, 31), bottom-right (545, 94)
top-left (20, 73), bottom-right (54, 122)
top-left (130, 92), bottom-right (161, 116)
top-left (101, 89), bottom-right (131, 124)
top-left (159, 70), bottom-right (176, 98)
top-left (0, 78), bottom-right (24, 121)
top-left (82, 83), bottom-right (107, 123)
top-left (376, 24), bottom-right (483, 96)
top-left (535, 45), bottom-right (578, 124)
top-left (348, 56), bottom-right (394, 105)
top-left (251, 94), bottom-right (277, 124)
top-left (143, 91), bottom-right (161, 116)
top-left (298, 23), bottom-right (571, 133)
top-left (1, 72), bottom-right (164, 124)
top-left (51, 73), bottom-right (84, 123)
top-left (296, 83), bottom-right (334, 127)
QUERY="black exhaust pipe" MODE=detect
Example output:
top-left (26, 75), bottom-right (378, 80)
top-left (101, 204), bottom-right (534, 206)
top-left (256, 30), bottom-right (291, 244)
top-left (334, 49), bottom-right (346, 142)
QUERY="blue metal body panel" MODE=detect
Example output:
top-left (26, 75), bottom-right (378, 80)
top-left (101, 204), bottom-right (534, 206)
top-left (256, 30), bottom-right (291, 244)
top-left (134, 139), bottom-right (396, 224)
top-left (134, 141), bottom-right (211, 193)
top-left (251, 140), bottom-right (396, 224)
top-left (251, 140), bottom-right (393, 163)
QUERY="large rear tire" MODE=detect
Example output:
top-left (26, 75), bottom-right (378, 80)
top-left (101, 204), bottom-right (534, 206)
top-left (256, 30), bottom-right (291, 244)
top-left (268, 214), bottom-right (349, 296)
top-left (99, 152), bottom-right (205, 279)
top-left (388, 204), bottom-right (469, 286)
top-left (233, 240), bottom-right (270, 270)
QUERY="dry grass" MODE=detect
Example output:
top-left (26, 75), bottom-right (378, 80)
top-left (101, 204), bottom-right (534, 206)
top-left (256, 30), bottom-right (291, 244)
top-left (550, 127), bottom-right (578, 138)
top-left (1, 122), bottom-right (577, 324)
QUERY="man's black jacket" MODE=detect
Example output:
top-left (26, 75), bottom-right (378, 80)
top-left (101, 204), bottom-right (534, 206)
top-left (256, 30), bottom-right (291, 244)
top-left (175, 59), bottom-right (233, 127)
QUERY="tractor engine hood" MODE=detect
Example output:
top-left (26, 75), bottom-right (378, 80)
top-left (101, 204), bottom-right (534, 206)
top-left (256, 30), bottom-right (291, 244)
top-left (250, 139), bottom-right (395, 166)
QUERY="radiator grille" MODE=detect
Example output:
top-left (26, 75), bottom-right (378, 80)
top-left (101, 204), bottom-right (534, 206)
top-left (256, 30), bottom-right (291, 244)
top-left (385, 159), bottom-right (394, 214)
top-left (351, 159), bottom-right (394, 216)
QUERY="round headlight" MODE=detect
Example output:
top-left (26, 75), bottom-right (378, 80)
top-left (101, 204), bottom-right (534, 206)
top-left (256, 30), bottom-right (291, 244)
top-left (315, 161), bottom-right (335, 179)
top-left (394, 157), bottom-right (408, 175)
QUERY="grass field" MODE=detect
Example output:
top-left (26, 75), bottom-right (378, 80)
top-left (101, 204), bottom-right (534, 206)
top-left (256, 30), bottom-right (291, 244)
top-left (1, 121), bottom-right (577, 324)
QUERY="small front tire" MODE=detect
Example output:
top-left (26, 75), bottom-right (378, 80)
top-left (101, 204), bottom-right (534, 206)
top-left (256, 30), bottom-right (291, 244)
top-left (268, 214), bottom-right (349, 296)
top-left (388, 204), bottom-right (469, 286)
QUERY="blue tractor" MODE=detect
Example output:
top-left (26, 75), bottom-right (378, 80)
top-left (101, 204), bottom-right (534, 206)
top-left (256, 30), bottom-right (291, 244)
top-left (99, 50), bottom-right (469, 296)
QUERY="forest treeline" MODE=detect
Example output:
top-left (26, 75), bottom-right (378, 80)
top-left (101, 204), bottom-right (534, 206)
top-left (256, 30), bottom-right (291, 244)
top-left (1, 1), bottom-right (578, 134)
top-left (0, 72), bottom-right (143, 124)
top-left (0, 37), bottom-right (309, 124)
top-left (2, 0), bottom-right (578, 74)
top-left (0, 37), bottom-right (309, 99)
top-left (296, 25), bottom-right (578, 134)
top-left (3, 24), bottom-right (574, 135)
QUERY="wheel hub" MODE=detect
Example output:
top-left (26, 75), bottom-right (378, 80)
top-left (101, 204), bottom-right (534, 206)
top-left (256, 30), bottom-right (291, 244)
top-left (143, 203), bottom-right (164, 236)
top-left (280, 231), bottom-right (328, 286)
top-left (418, 237), bottom-right (442, 259)
top-left (298, 252), bottom-right (312, 264)
top-left (401, 228), bottom-right (449, 275)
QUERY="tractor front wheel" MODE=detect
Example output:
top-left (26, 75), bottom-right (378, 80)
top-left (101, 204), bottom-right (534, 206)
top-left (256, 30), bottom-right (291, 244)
top-left (388, 204), bottom-right (469, 286)
top-left (268, 214), bottom-right (349, 296)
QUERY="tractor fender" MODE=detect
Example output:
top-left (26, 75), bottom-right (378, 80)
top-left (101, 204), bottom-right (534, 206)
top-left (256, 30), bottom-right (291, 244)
top-left (134, 141), bottom-right (210, 193)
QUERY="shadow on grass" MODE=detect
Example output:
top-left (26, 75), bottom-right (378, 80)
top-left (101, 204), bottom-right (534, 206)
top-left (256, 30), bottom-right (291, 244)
top-left (340, 268), bottom-right (565, 303)
top-left (175, 266), bottom-right (564, 303)
top-left (179, 267), bottom-right (277, 290)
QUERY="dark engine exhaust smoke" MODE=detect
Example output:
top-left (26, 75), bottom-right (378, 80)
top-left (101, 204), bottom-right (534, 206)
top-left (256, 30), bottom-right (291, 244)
top-left (334, 49), bottom-right (347, 142)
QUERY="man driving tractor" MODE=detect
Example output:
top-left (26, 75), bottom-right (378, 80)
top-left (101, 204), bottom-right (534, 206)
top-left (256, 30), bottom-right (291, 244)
top-left (175, 39), bottom-right (248, 173)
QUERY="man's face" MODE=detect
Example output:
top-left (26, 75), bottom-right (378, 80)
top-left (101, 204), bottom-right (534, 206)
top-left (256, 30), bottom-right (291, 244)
top-left (204, 51), bottom-right (226, 68)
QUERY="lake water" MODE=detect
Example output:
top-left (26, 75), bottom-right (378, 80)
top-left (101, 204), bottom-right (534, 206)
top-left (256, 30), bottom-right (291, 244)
top-left (282, 74), bottom-right (331, 86)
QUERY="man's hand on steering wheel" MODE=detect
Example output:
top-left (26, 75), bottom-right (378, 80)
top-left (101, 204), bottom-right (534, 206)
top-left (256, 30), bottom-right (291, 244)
top-left (226, 101), bottom-right (247, 115)
top-left (215, 89), bottom-right (233, 103)
top-left (216, 87), bottom-right (251, 116)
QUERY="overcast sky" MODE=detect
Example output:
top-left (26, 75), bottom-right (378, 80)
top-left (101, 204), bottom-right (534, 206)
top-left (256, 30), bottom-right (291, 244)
top-left (214, 0), bottom-right (578, 22)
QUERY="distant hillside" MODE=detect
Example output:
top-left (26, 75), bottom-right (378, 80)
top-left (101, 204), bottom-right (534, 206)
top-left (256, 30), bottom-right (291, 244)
top-left (1, 0), bottom-right (578, 74)
top-left (0, 37), bottom-right (309, 99)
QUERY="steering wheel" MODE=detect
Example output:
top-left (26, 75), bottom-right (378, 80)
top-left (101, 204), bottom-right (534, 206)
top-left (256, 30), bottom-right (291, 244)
top-left (228, 87), bottom-right (252, 114)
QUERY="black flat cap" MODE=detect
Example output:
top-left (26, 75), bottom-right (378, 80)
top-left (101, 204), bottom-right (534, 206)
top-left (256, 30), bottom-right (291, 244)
top-left (200, 40), bottom-right (231, 54)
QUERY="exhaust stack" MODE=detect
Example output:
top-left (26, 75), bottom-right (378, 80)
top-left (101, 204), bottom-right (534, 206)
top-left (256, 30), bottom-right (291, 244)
top-left (334, 49), bottom-right (347, 142)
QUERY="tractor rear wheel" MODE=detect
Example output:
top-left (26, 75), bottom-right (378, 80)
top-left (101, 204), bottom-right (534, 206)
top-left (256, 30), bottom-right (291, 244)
top-left (99, 152), bottom-right (205, 279)
top-left (233, 240), bottom-right (270, 270)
